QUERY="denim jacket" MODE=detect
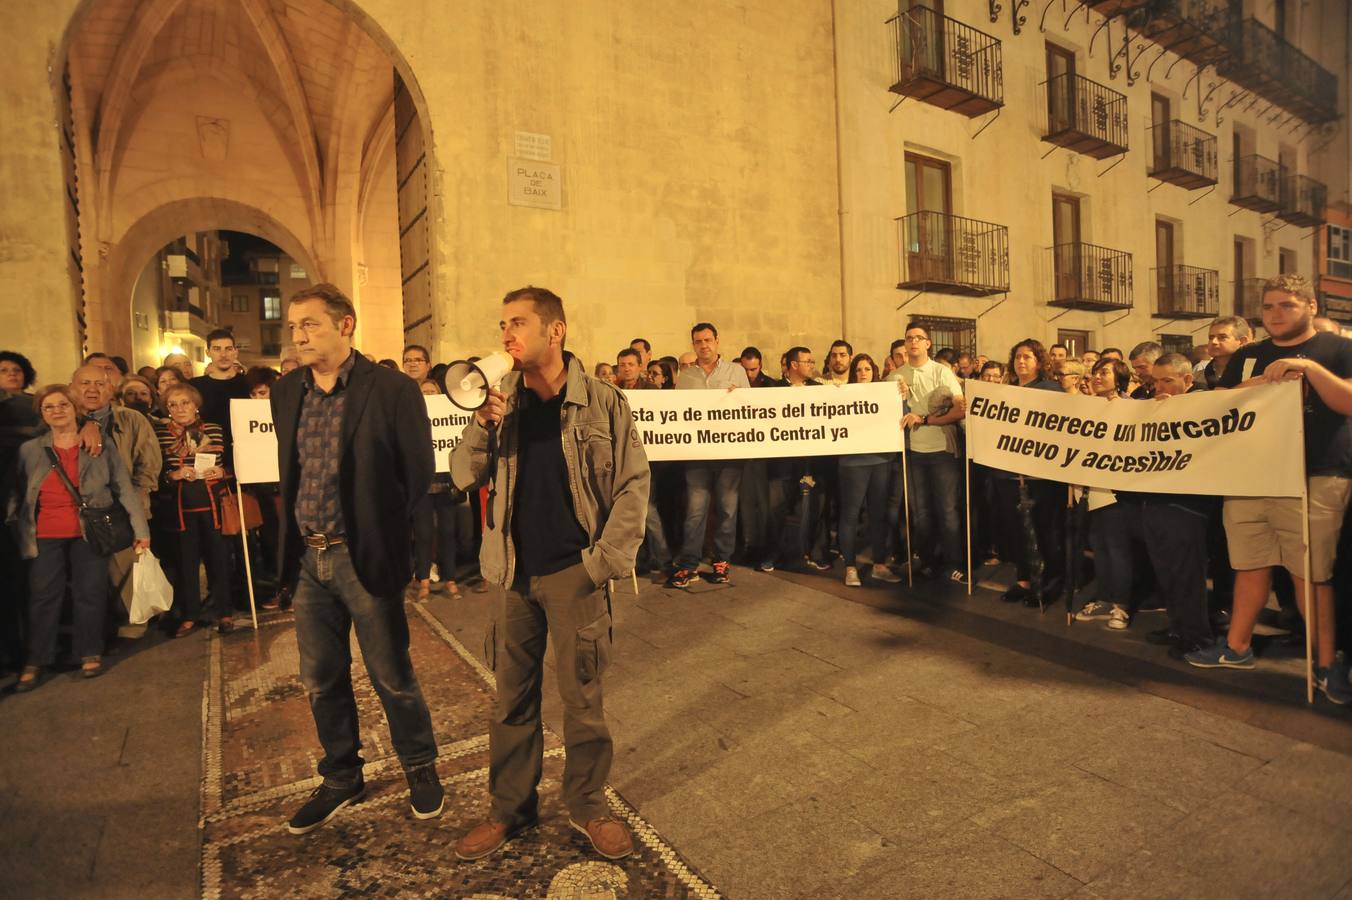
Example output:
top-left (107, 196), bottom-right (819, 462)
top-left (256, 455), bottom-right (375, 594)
top-left (451, 353), bottom-right (651, 587)
top-left (8, 431), bottom-right (151, 559)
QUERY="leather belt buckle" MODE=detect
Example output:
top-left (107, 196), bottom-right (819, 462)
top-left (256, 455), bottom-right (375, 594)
top-left (304, 533), bottom-right (343, 551)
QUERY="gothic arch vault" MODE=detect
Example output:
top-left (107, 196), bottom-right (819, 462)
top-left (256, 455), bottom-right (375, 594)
top-left (52, 0), bottom-right (439, 366)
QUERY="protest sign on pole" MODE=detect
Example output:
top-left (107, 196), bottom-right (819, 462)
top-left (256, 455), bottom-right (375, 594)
top-left (624, 382), bottom-right (905, 462)
top-left (962, 380), bottom-right (1304, 497)
top-left (230, 396), bottom-right (473, 483)
top-left (231, 399), bottom-right (279, 485)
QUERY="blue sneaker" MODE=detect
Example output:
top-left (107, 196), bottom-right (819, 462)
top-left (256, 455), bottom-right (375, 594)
top-left (1314, 664), bottom-right (1352, 706)
top-left (1185, 639), bottom-right (1255, 670)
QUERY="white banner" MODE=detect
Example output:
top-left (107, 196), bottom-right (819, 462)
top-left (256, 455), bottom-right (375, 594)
top-left (963, 380), bottom-right (1305, 497)
top-left (230, 396), bottom-right (474, 484)
top-left (624, 382), bottom-right (905, 462)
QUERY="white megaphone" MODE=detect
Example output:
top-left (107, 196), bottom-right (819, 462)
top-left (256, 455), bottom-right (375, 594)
top-left (444, 351), bottom-right (515, 411)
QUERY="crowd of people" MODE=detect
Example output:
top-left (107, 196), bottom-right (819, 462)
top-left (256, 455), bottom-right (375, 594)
top-left (2, 273), bottom-right (1350, 706)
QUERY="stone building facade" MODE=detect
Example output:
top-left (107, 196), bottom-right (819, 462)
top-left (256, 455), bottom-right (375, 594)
top-left (0, 0), bottom-right (1346, 383)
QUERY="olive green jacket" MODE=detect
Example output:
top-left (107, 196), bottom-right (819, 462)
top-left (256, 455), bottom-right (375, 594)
top-left (451, 353), bottom-right (651, 587)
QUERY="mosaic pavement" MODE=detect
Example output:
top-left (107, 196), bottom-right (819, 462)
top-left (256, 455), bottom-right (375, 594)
top-left (200, 603), bottom-right (720, 899)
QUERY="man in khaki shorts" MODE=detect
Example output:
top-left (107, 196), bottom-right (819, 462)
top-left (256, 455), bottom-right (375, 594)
top-left (1186, 275), bottom-right (1352, 706)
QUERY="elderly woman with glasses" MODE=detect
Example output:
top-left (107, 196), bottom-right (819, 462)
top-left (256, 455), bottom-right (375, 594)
top-left (9, 385), bottom-right (150, 690)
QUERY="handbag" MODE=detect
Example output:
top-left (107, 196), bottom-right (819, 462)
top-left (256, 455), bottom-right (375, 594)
top-left (219, 485), bottom-right (263, 536)
top-left (44, 446), bottom-right (135, 556)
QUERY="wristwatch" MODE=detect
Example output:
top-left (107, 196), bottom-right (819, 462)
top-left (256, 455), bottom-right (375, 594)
top-left (921, 414), bottom-right (929, 426)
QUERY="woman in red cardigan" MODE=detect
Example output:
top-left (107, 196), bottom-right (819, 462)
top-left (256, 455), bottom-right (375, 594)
top-left (152, 383), bottom-right (234, 636)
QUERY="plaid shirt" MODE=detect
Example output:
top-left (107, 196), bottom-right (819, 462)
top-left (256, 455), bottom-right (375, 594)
top-left (295, 352), bottom-right (355, 535)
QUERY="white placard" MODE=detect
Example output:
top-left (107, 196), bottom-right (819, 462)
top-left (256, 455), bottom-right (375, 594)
top-left (230, 396), bottom-right (469, 484)
top-left (963, 380), bottom-right (1305, 497)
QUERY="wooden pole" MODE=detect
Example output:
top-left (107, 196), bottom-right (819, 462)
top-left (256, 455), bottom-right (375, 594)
top-left (901, 431), bottom-right (913, 588)
top-left (965, 453), bottom-right (973, 596)
top-left (238, 489), bottom-right (259, 631)
top-left (1301, 481), bottom-right (1314, 704)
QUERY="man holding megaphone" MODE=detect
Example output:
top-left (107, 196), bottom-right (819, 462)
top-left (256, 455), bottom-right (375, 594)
top-left (450, 286), bottom-right (651, 862)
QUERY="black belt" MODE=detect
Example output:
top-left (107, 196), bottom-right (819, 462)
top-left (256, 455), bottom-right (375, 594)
top-left (303, 533), bottom-right (346, 551)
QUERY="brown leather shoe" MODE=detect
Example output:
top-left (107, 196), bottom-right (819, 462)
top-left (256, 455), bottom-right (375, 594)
top-left (454, 819), bottom-right (531, 861)
top-left (569, 815), bottom-right (634, 860)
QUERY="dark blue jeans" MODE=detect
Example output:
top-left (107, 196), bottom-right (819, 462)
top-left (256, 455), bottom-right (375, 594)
top-left (907, 451), bottom-right (963, 570)
top-left (677, 463), bottom-right (742, 568)
top-left (413, 491), bottom-right (460, 582)
top-left (1089, 502), bottom-right (1136, 607)
top-left (28, 537), bottom-right (108, 664)
top-left (293, 545), bottom-right (437, 785)
top-left (838, 462), bottom-right (890, 568)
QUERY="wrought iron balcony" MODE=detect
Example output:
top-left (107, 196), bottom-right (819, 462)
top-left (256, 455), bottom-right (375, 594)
top-left (1230, 155), bottom-right (1282, 214)
top-left (895, 211), bottom-right (1009, 297)
top-left (888, 7), bottom-right (1003, 117)
top-left (1042, 73), bottom-right (1129, 159)
top-left (1086, 0), bottom-right (1233, 66)
top-left (1049, 242), bottom-right (1133, 311)
top-left (1219, 17), bottom-right (1338, 124)
top-left (1233, 276), bottom-right (1266, 321)
top-left (1278, 174), bottom-right (1327, 227)
top-left (1148, 119), bottom-right (1217, 189)
top-left (1155, 265), bottom-right (1219, 318)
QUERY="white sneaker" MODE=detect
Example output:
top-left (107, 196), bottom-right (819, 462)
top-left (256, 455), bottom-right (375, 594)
top-left (1107, 606), bottom-right (1129, 630)
top-left (844, 566), bottom-right (861, 587)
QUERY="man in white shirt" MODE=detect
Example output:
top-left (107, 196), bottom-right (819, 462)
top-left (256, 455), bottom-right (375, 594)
top-left (670, 322), bottom-right (751, 588)
top-left (889, 323), bottom-right (966, 582)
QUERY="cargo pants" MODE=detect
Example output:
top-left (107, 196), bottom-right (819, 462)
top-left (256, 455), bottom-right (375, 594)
top-left (485, 560), bottom-right (613, 827)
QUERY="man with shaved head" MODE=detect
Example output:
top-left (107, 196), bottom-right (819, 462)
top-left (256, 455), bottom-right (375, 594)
top-left (71, 364), bottom-right (162, 633)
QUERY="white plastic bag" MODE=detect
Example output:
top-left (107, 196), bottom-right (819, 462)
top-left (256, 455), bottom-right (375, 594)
top-left (130, 551), bottom-right (175, 625)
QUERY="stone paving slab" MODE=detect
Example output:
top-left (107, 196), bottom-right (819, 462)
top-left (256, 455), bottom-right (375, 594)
top-left (424, 566), bottom-right (1352, 899)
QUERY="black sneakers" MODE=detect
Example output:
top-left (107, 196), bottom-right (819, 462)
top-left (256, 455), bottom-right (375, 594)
top-left (407, 764), bottom-right (445, 820)
top-left (287, 779), bottom-right (365, 835)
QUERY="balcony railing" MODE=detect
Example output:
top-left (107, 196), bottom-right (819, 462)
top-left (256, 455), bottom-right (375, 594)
top-left (1049, 242), bottom-right (1133, 311)
top-left (1278, 174), bottom-right (1327, 227)
top-left (1155, 264), bottom-right (1219, 318)
top-left (896, 211), bottom-right (1010, 297)
top-left (1219, 17), bottom-right (1338, 124)
top-left (1230, 155), bottom-right (1282, 213)
top-left (1042, 73), bottom-right (1129, 159)
top-left (888, 7), bottom-right (1003, 117)
top-left (1233, 276), bottom-right (1266, 321)
top-left (1148, 119), bottom-right (1218, 189)
top-left (1087, 0), bottom-right (1233, 66)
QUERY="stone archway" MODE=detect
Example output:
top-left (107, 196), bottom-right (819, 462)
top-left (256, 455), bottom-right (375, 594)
top-left (51, 0), bottom-right (440, 366)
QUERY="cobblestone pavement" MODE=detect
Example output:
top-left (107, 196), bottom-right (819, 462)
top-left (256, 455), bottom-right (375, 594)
top-left (4, 563), bottom-right (1352, 899)
top-left (201, 605), bottom-right (718, 899)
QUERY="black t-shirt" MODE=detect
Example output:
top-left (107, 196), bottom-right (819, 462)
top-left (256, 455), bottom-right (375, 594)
top-left (190, 373), bottom-right (251, 465)
top-left (510, 386), bottom-right (590, 579)
top-left (1217, 331), bottom-right (1352, 477)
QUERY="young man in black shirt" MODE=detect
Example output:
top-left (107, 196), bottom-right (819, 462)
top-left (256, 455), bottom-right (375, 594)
top-left (190, 329), bottom-right (252, 462)
top-left (1187, 275), bottom-right (1352, 705)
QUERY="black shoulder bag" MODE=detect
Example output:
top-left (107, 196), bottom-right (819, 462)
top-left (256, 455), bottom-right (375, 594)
top-left (44, 447), bottom-right (135, 556)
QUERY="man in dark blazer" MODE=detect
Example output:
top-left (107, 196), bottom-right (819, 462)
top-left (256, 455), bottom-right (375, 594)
top-left (270, 283), bottom-right (442, 835)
